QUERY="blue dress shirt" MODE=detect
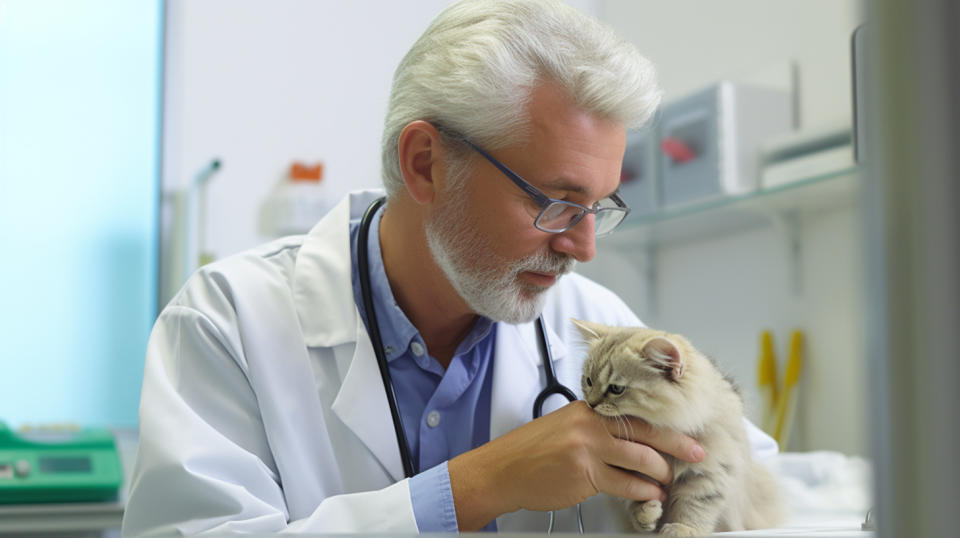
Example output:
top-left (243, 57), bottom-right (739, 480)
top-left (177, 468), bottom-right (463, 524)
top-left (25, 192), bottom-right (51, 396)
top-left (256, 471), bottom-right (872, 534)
top-left (350, 204), bottom-right (498, 532)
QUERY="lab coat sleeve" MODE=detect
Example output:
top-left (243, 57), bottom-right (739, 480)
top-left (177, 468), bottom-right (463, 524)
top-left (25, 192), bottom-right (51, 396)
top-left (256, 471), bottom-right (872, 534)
top-left (122, 300), bottom-right (418, 536)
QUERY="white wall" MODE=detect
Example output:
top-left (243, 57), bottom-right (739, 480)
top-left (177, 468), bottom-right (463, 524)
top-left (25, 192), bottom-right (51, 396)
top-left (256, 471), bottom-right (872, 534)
top-left (579, 0), bottom-right (866, 455)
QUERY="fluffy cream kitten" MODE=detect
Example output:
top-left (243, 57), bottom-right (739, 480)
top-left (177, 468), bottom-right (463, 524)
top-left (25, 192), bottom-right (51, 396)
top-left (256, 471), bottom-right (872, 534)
top-left (574, 320), bottom-right (783, 536)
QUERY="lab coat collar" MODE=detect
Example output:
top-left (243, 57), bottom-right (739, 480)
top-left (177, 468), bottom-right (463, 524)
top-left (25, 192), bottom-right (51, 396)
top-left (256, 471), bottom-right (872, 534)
top-left (292, 190), bottom-right (382, 348)
top-left (293, 189), bottom-right (407, 480)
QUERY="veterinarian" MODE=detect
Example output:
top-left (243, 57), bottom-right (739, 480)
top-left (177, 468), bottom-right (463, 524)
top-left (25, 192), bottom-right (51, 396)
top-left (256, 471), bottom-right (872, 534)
top-left (123, 0), bottom-right (776, 534)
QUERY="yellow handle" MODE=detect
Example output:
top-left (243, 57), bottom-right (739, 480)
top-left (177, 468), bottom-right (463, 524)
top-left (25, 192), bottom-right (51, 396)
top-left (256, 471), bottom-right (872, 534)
top-left (774, 330), bottom-right (804, 448)
top-left (757, 330), bottom-right (779, 434)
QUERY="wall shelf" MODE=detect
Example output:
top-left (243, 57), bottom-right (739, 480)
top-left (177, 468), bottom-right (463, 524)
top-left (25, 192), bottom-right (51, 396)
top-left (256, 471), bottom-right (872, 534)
top-left (606, 166), bottom-right (860, 250)
top-left (597, 166), bottom-right (861, 310)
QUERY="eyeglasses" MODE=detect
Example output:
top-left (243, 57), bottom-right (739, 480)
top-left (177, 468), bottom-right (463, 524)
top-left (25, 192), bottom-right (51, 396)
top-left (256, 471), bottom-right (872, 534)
top-left (464, 140), bottom-right (631, 237)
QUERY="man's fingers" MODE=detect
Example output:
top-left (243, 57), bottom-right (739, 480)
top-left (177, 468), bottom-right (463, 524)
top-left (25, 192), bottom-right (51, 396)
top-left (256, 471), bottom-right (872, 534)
top-left (600, 438), bottom-right (673, 485)
top-left (602, 415), bottom-right (705, 464)
top-left (594, 463), bottom-right (667, 503)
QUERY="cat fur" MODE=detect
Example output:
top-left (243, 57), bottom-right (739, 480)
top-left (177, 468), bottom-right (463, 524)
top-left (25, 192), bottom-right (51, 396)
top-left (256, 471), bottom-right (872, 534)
top-left (574, 319), bottom-right (784, 536)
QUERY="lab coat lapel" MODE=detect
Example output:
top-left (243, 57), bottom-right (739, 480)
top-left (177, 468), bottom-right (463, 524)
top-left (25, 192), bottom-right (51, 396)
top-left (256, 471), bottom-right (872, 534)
top-left (490, 317), bottom-right (569, 441)
top-left (293, 190), bottom-right (383, 348)
top-left (331, 310), bottom-right (406, 482)
top-left (292, 189), bottom-right (405, 481)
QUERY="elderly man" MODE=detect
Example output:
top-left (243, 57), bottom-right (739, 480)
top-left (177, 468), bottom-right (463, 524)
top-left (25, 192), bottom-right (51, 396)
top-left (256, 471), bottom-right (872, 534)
top-left (123, 0), bottom-right (774, 534)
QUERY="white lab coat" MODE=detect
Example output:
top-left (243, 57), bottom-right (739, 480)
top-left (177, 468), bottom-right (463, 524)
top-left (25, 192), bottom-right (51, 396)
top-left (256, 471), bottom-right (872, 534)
top-left (123, 190), bottom-right (776, 536)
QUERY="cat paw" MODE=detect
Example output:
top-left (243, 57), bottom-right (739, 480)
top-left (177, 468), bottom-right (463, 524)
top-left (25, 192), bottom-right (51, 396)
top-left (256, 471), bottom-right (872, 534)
top-left (630, 500), bottom-right (662, 532)
top-left (659, 522), bottom-right (703, 536)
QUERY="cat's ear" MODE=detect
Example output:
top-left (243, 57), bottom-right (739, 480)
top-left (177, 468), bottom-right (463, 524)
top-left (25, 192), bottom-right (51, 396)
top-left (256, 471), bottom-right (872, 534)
top-left (571, 318), bottom-right (608, 343)
top-left (641, 337), bottom-right (684, 381)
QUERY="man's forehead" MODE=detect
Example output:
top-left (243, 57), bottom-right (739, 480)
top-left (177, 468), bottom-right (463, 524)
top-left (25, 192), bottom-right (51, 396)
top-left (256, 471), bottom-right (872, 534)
top-left (523, 127), bottom-right (626, 198)
top-left (537, 172), bottom-right (623, 201)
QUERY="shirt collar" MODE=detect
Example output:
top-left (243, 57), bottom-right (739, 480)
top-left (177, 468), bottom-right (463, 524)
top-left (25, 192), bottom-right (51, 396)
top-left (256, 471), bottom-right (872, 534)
top-left (350, 205), bottom-right (494, 364)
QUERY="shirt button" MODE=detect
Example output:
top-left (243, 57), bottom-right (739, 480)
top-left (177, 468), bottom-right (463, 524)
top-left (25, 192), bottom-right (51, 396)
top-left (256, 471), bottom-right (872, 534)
top-left (426, 410), bottom-right (441, 428)
top-left (410, 341), bottom-right (425, 356)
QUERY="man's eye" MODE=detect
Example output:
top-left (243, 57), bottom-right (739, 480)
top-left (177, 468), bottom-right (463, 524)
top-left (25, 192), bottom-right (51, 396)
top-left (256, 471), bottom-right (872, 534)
top-left (607, 384), bottom-right (625, 395)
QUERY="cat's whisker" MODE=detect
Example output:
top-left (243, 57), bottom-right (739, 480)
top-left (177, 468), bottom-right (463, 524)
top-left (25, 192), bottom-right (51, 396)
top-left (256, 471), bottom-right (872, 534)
top-left (625, 416), bottom-right (637, 440)
top-left (618, 415), bottom-right (630, 440)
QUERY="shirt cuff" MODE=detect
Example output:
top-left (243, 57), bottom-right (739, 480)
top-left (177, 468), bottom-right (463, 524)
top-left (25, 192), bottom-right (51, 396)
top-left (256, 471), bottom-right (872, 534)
top-left (409, 460), bottom-right (459, 532)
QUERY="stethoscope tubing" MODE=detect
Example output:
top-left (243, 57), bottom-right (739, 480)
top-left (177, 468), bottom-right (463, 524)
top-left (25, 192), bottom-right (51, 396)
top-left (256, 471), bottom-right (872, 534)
top-left (358, 197), bottom-right (417, 478)
top-left (533, 317), bottom-right (583, 534)
top-left (533, 317), bottom-right (578, 419)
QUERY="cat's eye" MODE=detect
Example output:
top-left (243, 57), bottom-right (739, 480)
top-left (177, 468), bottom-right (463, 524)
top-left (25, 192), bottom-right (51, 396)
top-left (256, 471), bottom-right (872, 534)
top-left (607, 384), bottom-right (625, 395)
top-left (585, 377), bottom-right (593, 387)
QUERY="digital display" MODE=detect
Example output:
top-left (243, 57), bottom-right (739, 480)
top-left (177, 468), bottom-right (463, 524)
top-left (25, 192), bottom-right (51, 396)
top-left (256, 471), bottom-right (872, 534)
top-left (39, 456), bottom-right (92, 473)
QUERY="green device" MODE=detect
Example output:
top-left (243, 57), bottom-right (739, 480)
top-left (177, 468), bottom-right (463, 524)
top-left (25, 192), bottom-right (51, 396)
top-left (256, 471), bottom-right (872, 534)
top-left (0, 421), bottom-right (123, 504)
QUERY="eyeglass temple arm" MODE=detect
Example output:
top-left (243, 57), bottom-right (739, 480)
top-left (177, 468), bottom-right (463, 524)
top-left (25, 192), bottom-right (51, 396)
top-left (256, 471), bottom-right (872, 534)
top-left (465, 138), bottom-right (630, 217)
top-left (465, 141), bottom-right (552, 207)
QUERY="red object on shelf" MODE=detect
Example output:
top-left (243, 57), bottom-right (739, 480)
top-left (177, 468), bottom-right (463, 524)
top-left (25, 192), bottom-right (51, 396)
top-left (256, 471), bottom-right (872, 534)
top-left (660, 137), bottom-right (697, 163)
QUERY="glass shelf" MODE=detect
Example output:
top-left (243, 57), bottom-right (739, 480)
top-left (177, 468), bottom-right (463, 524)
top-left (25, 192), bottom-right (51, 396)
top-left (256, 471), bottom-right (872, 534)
top-left (604, 166), bottom-right (861, 249)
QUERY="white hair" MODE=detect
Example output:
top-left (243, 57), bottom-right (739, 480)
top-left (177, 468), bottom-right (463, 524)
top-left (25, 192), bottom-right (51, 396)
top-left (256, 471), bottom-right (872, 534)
top-left (380, 0), bottom-right (662, 198)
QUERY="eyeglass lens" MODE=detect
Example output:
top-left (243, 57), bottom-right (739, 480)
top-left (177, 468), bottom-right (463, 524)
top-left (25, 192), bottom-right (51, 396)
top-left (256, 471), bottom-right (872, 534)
top-left (536, 201), bottom-right (626, 236)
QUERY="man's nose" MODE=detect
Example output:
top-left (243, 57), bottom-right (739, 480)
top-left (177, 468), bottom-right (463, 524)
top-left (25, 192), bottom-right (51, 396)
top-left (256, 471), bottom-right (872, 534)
top-left (549, 213), bottom-right (596, 262)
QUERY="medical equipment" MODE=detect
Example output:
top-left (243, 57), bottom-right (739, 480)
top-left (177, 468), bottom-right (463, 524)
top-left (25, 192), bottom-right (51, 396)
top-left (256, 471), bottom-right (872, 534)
top-left (357, 197), bottom-right (583, 532)
top-left (757, 331), bottom-right (780, 434)
top-left (759, 125), bottom-right (854, 189)
top-left (0, 422), bottom-right (123, 504)
top-left (259, 161), bottom-right (336, 237)
top-left (531, 317), bottom-right (583, 534)
top-left (754, 330), bottom-right (805, 448)
top-left (162, 158), bottom-right (221, 306)
top-left (658, 81), bottom-right (793, 208)
top-left (618, 126), bottom-right (660, 219)
top-left (774, 331), bottom-right (804, 448)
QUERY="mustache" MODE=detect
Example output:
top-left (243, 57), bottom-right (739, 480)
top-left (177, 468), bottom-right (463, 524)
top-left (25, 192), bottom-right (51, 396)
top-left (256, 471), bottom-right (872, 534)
top-left (520, 250), bottom-right (576, 275)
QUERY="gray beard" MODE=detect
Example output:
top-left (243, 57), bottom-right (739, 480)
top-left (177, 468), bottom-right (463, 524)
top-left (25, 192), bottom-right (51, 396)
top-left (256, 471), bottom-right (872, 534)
top-left (425, 197), bottom-right (575, 324)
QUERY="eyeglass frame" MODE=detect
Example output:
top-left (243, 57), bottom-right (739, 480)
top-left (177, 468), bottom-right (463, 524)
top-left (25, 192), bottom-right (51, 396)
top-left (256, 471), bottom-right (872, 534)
top-left (460, 139), bottom-right (631, 237)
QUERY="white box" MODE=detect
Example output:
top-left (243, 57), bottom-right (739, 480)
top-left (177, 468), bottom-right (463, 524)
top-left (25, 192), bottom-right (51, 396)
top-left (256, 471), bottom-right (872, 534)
top-left (658, 81), bottom-right (794, 208)
top-left (618, 127), bottom-right (659, 219)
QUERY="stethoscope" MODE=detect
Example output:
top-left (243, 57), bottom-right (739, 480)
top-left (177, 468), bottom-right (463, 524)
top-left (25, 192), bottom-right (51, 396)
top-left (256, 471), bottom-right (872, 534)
top-left (357, 197), bottom-right (583, 533)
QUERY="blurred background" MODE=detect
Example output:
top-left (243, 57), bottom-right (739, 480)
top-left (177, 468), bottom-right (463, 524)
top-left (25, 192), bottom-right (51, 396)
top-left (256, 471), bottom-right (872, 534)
top-left (1, 1), bottom-right (957, 536)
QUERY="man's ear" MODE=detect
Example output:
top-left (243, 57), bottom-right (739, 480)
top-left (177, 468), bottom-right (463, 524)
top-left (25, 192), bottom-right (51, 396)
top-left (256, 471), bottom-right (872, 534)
top-left (397, 120), bottom-right (445, 205)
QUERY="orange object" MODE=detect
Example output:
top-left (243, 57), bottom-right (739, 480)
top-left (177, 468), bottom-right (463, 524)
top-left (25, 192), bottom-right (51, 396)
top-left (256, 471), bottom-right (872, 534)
top-left (290, 162), bottom-right (324, 182)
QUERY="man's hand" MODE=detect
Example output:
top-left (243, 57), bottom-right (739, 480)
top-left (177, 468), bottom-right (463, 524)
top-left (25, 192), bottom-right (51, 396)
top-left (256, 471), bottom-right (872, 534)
top-left (447, 400), bottom-right (705, 531)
